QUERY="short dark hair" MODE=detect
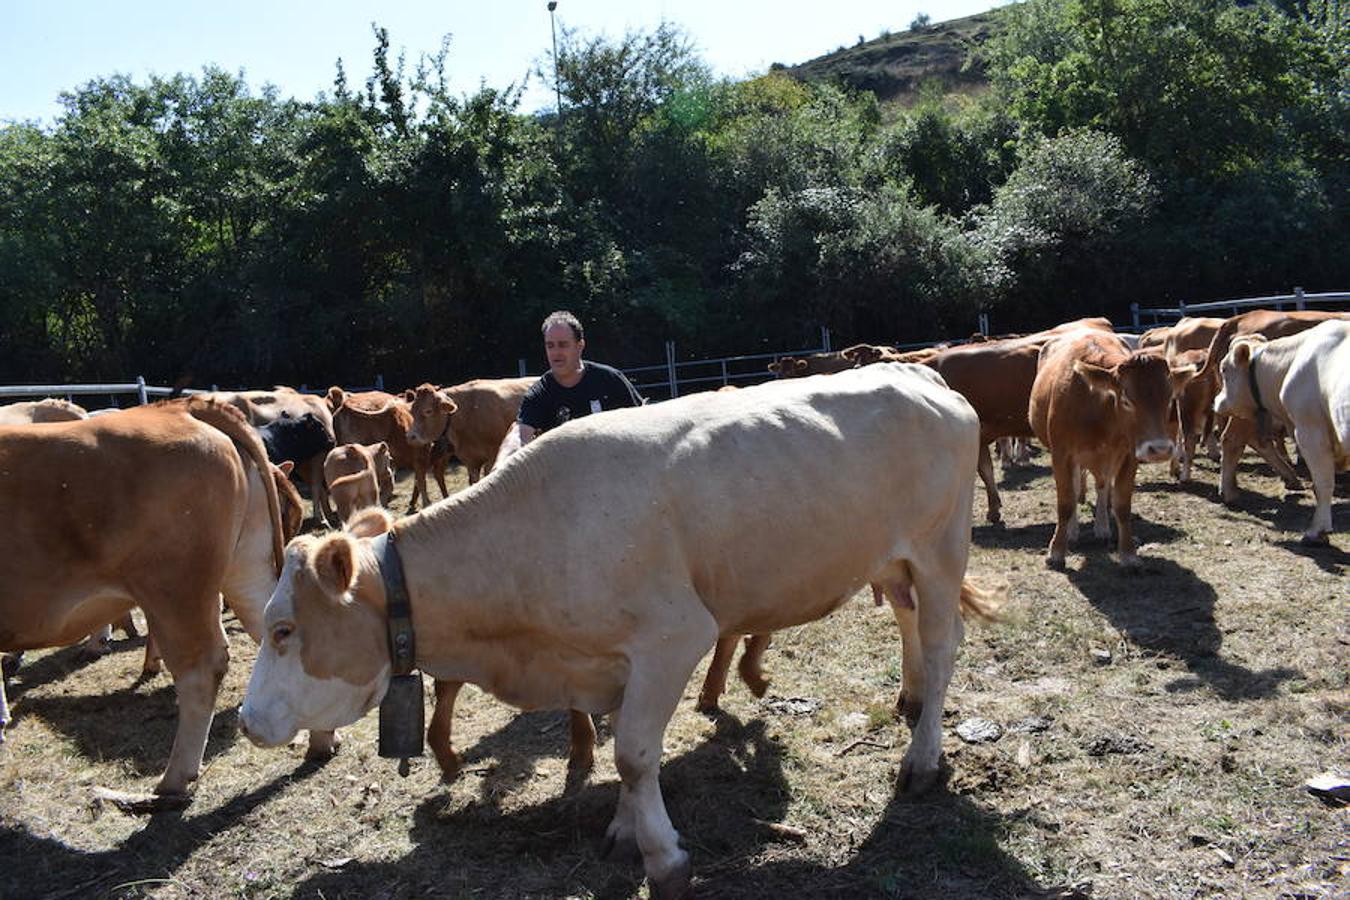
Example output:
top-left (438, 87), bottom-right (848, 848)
top-left (541, 310), bottom-right (584, 342)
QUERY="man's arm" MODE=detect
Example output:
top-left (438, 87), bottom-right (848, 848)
top-left (493, 422), bottom-right (534, 470)
top-left (615, 369), bottom-right (644, 408)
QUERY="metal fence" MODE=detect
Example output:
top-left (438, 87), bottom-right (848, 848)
top-left (1131, 287), bottom-right (1350, 329)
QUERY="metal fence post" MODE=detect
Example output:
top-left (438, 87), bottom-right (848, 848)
top-left (1131, 302), bottom-right (1140, 330)
top-left (721, 359), bottom-right (728, 387)
top-left (1178, 299), bottom-right (1187, 319)
top-left (1295, 286), bottom-right (1305, 311)
top-left (820, 326), bottom-right (831, 353)
top-left (665, 341), bottom-right (679, 399)
top-left (135, 376), bottom-right (148, 405)
top-left (977, 312), bottom-right (989, 336)
top-left (519, 358), bottom-right (528, 377)
top-left (375, 374), bottom-right (385, 391)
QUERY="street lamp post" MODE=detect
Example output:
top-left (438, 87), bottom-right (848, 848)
top-left (547, 1), bottom-right (563, 127)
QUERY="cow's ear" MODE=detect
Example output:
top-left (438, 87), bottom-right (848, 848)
top-left (792, 359), bottom-right (807, 373)
top-left (325, 387), bottom-right (345, 411)
top-left (1232, 341), bottom-right (1253, 369)
top-left (277, 460), bottom-right (295, 476)
top-left (439, 395), bottom-right (458, 415)
top-left (373, 441), bottom-right (390, 461)
top-left (312, 535), bottom-right (356, 598)
top-left (346, 508), bottom-right (393, 540)
top-left (1073, 360), bottom-right (1118, 395)
top-left (767, 361), bottom-right (782, 375)
top-left (403, 389), bottom-right (415, 403)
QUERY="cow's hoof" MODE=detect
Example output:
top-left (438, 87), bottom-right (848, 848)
top-left (305, 730), bottom-right (341, 761)
top-left (898, 760), bottom-right (941, 796)
top-left (1118, 554), bottom-right (1142, 572)
top-left (986, 510), bottom-right (1002, 525)
top-left (2, 652), bottom-right (22, 681)
top-left (649, 855), bottom-right (694, 900)
top-left (433, 750), bottom-right (462, 783)
top-left (1045, 554), bottom-right (1066, 571)
top-left (740, 673), bottom-right (769, 699)
top-left (694, 698), bottom-right (720, 716)
top-left (98, 786), bottom-right (191, 814)
top-left (1300, 532), bottom-right (1330, 548)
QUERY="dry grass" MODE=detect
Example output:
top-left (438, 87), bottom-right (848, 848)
top-left (2, 450), bottom-right (1347, 899)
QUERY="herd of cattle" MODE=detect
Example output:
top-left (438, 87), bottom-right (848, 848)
top-left (0, 307), bottom-right (1346, 899)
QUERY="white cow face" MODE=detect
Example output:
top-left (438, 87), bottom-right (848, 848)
top-left (239, 533), bottom-right (390, 748)
top-left (1214, 337), bottom-right (1263, 419)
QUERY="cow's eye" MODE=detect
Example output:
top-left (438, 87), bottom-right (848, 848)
top-left (271, 622), bottom-right (294, 647)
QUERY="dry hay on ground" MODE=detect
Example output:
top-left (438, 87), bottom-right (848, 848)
top-left (1, 451), bottom-right (1346, 899)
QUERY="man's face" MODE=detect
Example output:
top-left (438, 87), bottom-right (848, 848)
top-left (544, 323), bottom-right (584, 378)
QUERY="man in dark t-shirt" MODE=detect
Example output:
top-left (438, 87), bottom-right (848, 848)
top-left (505, 311), bottom-right (644, 454)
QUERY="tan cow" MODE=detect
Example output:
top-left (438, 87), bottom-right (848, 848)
top-left (207, 387), bottom-right (339, 525)
top-left (330, 389), bottom-right (449, 512)
top-left (0, 398), bottom-right (310, 797)
top-left (405, 378), bottom-right (534, 484)
top-left (1030, 330), bottom-right (1196, 568)
top-left (0, 398), bottom-right (89, 424)
top-left (1215, 321), bottom-right (1350, 543)
top-left (767, 346), bottom-right (863, 378)
top-left (323, 442), bottom-right (392, 524)
top-left (239, 363), bottom-right (1002, 898)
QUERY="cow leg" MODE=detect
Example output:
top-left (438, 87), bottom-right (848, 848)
top-left (1112, 457), bottom-right (1141, 568)
top-left (605, 615), bottom-right (716, 899)
top-left (1092, 470), bottom-right (1112, 541)
top-left (0, 671), bottom-right (9, 743)
top-left (568, 710), bottom-right (596, 772)
top-left (1205, 413), bottom-right (1224, 461)
top-left (977, 442), bottom-right (1001, 524)
top-left (407, 451), bottom-right (428, 513)
top-left (695, 636), bottom-right (739, 713)
top-left (149, 598), bottom-right (231, 796)
top-left (141, 616), bottom-right (163, 675)
top-left (1047, 453), bottom-right (1078, 568)
top-left (1293, 424), bottom-right (1335, 544)
top-left (899, 552), bottom-right (965, 794)
top-left (435, 459), bottom-right (451, 499)
top-left (1219, 418), bottom-right (1247, 504)
top-left (1179, 414), bottom-right (1198, 483)
top-left (1253, 433), bottom-right (1302, 490)
top-left (889, 598), bottom-right (925, 726)
top-left (81, 623), bottom-right (116, 659)
top-left (306, 456), bottom-right (338, 526)
top-left (736, 634), bottom-right (771, 698)
top-left (428, 679), bottom-right (463, 781)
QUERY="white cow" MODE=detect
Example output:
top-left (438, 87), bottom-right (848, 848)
top-left (1215, 320), bottom-right (1350, 543)
top-left (238, 363), bottom-right (1002, 899)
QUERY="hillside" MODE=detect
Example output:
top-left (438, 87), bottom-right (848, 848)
top-left (784, 8), bottom-right (1007, 106)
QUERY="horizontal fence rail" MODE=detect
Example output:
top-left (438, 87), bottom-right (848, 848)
top-left (1132, 287), bottom-right (1350, 329)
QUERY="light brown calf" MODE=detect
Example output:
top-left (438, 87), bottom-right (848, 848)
top-left (406, 378), bottom-right (534, 484)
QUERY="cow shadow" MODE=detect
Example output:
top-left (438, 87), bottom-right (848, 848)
top-left (450, 707), bottom-right (605, 813)
top-left (290, 711), bottom-right (1053, 899)
top-left (1272, 539), bottom-right (1348, 576)
top-left (0, 763), bottom-right (325, 899)
top-left (9, 677), bottom-right (245, 778)
top-left (1064, 555), bottom-right (1298, 701)
top-left (975, 515), bottom-right (1185, 555)
top-left (996, 461), bottom-right (1050, 491)
top-left (290, 713), bottom-right (804, 899)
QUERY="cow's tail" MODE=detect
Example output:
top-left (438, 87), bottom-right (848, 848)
top-left (185, 397), bottom-right (286, 575)
top-left (1196, 316), bottom-right (1241, 382)
top-left (958, 577), bottom-right (1006, 623)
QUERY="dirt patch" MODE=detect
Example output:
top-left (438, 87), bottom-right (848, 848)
top-left (2, 452), bottom-right (1346, 898)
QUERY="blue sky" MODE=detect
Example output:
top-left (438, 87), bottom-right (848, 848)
top-left (3, 0), bottom-right (1007, 125)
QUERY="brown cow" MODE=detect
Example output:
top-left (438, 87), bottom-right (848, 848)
top-left (0, 397), bottom-right (325, 798)
top-left (767, 346), bottom-right (862, 378)
top-left (323, 443), bottom-right (392, 524)
top-left (923, 317), bottom-right (1116, 523)
top-left (1029, 331), bottom-right (1196, 568)
top-left (1167, 348), bottom-right (1222, 483)
top-left (406, 378), bottom-right (534, 485)
top-left (329, 388), bottom-right (449, 512)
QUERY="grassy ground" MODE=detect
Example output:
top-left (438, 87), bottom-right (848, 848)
top-left (1, 448), bottom-right (1346, 899)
